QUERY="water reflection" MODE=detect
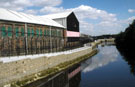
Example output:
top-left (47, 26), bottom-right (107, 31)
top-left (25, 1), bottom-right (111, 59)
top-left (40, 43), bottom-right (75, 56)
top-left (69, 72), bottom-right (81, 87)
top-left (81, 45), bottom-right (135, 87)
top-left (82, 45), bottom-right (119, 73)
top-left (24, 64), bottom-right (81, 87)
top-left (116, 46), bottom-right (135, 75)
top-left (25, 44), bottom-right (135, 87)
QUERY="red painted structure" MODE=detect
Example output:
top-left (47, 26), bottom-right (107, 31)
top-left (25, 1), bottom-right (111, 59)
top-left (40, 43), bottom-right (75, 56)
top-left (68, 66), bottom-right (81, 79)
top-left (66, 31), bottom-right (80, 37)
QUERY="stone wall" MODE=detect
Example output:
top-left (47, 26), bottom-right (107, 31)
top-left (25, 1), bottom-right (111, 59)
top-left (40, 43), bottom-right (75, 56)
top-left (0, 47), bottom-right (92, 87)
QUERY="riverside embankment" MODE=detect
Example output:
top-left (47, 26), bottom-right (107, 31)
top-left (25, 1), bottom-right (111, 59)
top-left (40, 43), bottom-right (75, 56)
top-left (0, 39), bottom-right (114, 87)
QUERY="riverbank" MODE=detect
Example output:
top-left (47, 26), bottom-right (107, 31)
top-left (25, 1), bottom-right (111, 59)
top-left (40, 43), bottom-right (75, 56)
top-left (0, 39), bottom-right (114, 87)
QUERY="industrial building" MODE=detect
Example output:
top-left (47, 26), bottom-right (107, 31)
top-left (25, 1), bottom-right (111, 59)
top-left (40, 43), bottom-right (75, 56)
top-left (0, 8), bottom-right (80, 57)
top-left (42, 12), bottom-right (80, 42)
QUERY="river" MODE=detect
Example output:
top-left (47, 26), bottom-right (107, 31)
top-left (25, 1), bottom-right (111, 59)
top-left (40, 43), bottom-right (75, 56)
top-left (24, 43), bottom-right (135, 87)
top-left (81, 44), bottom-right (135, 87)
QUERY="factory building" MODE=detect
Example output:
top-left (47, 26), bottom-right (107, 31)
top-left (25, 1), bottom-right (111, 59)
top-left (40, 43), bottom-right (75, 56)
top-left (41, 12), bottom-right (80, 42)
top-left (0, 8), bottom-right (80, 57)
top-left (0, 8), bottom-right (65, 56)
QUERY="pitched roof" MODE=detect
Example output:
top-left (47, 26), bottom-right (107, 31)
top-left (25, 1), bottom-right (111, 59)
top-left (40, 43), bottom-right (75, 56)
top-left (41, 11), bottom-right (73, 19)
top-left (0, 8), bottom-right (65, 28)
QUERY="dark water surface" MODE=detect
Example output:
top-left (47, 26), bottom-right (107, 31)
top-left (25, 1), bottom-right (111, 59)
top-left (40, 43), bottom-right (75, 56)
top-left (81, 45), bottom-right (135, 87)
top-left (25, 44), bottom-right (135, 87)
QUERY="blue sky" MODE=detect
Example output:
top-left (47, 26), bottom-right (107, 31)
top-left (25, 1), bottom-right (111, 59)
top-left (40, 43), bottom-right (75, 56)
top-left (66, 0), bottom-right (134, 17)
top-left (0, 0), bottom-right (135, 36)
top-left (61, 0), bottom-right (135, 20)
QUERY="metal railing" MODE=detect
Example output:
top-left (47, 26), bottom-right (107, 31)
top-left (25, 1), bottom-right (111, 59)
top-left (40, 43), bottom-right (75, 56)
top-left (0, 37), bottom-right (83, 58)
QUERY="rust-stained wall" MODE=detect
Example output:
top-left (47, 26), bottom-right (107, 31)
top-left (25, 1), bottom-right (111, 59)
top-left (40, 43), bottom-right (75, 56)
top-left (0, 21), bottom-right (64, 57)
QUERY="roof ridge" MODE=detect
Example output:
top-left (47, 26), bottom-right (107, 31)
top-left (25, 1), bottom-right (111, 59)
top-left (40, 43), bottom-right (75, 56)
top-left (0, 8), bottom-right (65, 28)
top-left (41, 11), bottom-right (73, 19)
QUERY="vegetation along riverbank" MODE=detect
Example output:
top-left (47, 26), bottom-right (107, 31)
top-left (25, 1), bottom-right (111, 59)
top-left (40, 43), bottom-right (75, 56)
top-left (115, 20), bottom-right (135, 54)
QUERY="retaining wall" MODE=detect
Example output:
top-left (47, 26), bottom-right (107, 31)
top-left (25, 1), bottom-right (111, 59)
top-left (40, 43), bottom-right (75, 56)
top-left (0, 47), bottom-right (92, 87)
top-left (0, 38), bottom-right (115, 87)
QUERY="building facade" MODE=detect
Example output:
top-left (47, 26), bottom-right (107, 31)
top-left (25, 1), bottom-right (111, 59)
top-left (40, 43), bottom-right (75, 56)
top-left (42, 12), bottom-right (80, 42)
top-left (0, 8), bottom-right (81, 57)
top-left (0, 8), bottom-right (65, 57)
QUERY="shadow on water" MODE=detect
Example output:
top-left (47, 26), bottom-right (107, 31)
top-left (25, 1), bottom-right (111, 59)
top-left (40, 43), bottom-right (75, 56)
top-left (116, 45), bottom-right (135, 76)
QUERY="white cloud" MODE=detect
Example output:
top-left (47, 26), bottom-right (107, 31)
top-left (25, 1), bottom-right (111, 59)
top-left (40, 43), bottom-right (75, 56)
top-left (39, 5), bottom-right (119, 35)
top-left (40, 6), bottom-right (65, 14)
top-left (0, 0), bottom-right (62, 11)
top-left (94, 23), bottom-right (123, 35)
top-left (127, 16), bottom-right (135, 23)
top-left (0, 0), bottom-right (32, 11)
top-left (40, 5), bottom-right (117, 22)
top-left (32, 0), bottom-right (62, 7)
top-left (24, 9), bottom-right (37, 15)
top-left (98, 21), bottom-right (120, 27)
top-left (70, 5), bottom-right (117, 22)
top-left (128, 9), bottom-right (135, 13)
top-left (119, 16), bottom-right (135, 25)
top-left (79, 21), bottom-right (94, 35)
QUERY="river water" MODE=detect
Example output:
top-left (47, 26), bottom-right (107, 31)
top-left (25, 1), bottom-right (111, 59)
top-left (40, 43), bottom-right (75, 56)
top-left (25, 44), bottom-right (135, 87)
top-left (81, 45), bottom-right (135, 87)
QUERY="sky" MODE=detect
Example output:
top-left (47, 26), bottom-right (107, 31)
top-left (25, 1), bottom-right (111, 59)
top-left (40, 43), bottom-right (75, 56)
top-left (0, 0), bottom-right (135, 36)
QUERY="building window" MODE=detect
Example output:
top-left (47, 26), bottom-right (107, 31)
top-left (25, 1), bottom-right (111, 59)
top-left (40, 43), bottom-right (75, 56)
top-left (56, 30), bottom-right (58, 37)
top-left (55, 30), bottom-right (57, 36)
top-left (27, 27), bottom-right (31, 37)
top-left (52, 30), bottom-right (54, 36)
top-left (61, 31), bottom-right (63, 37)
top-left (52, 30), bottom-right (55, 36)
top-left (31, 28), bottom-right (34, 37)
top-left (36, 29), bottom-right (39, 36)
top-left (21, 27), bottom-right (25, 37)
top-left (47, 29), bottom-right (49, 36)
top-left (40, 29), bottom-right (42, 36)
top-left (8, 26), bottom-right (12, 37)
top-left (1, 26), bottom-right (6, 37)
top-left (54, 30), bottom-right (56, 36)
top-left (51, 29), bottom-right (53, 36)
top-left (44, 29), bottom-right (46, 36)
top-left (58, 31), bottom-right (61, 37)
top-left (15, 27), bottom-right (19, 37)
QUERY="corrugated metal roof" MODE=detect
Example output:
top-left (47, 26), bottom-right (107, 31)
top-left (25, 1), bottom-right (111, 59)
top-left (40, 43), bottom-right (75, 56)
top-left (41, 11), bottom-right (73, 19)
top-left (0, 8), bottom-right (65, 28)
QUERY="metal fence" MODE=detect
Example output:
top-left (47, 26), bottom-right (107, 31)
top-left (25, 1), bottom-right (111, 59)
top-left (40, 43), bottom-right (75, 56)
top-left (0, 37), bottom-right (83, 57)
